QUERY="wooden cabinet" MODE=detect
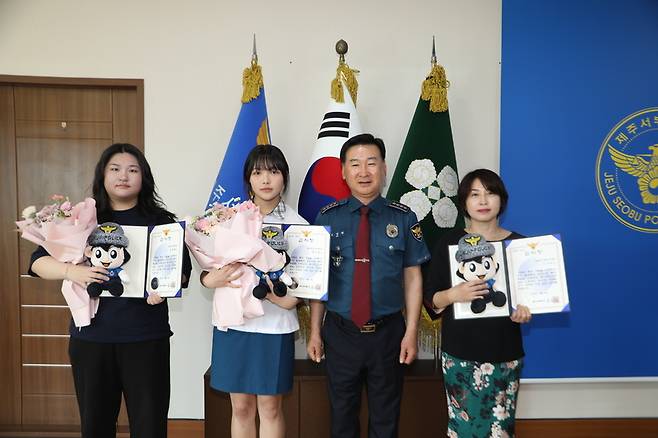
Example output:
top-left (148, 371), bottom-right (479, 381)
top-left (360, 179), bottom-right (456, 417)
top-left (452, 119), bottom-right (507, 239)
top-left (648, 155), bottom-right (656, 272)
top-left (204, 359), bottom-right (448, 438)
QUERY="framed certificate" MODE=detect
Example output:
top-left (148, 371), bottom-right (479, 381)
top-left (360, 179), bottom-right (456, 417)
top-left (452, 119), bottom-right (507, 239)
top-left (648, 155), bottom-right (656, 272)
top-left (449, 233), bottom-right (570, 319)
top-left (262, 224), bottom-right (331, 301)
top-left (100, 222), bottom-right (186, 298)
top-left (504, 234), bottom-right (570, 314)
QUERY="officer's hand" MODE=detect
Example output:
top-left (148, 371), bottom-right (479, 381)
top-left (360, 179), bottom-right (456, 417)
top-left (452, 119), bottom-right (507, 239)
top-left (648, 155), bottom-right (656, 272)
top-left (399, 331), bottom-right (418, 365)
top-left (510, 305), bottom-right (532, 323)
top-left (307, 333), bottom-right (324, 363)
top-left (449, 280), bottom-right (488, 304)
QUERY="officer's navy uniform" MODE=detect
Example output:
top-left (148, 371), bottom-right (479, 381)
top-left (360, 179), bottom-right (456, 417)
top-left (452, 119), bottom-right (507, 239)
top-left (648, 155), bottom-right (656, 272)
top-left (315, 195), bottom-right (430, 438)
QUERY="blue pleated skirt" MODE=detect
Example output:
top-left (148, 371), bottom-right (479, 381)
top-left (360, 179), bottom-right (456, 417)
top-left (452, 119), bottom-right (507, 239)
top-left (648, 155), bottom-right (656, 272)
top-left (210, 328), bottom-right (294, 395)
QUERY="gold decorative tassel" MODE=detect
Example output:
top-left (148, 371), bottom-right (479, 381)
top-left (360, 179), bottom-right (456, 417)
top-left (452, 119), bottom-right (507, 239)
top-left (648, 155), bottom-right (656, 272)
top-left (241, 60), bottom-right (263, 103)
top-left (421, 63), bottom-right (450, 113)
top-left (297, 302), bottom-right (312, 343)
top-left (331, 62), bottom-right (359, 104)
top-left (418, 307), bottom-right (441, 353)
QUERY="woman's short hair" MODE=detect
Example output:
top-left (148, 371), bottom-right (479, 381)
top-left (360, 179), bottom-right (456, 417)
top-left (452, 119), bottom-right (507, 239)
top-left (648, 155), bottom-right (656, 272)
top-left (457, 168), bottom-right (509, 218)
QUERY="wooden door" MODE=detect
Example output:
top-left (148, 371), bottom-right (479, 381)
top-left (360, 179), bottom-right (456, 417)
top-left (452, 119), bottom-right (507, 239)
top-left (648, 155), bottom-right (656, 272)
top-left (0, 75), bottom-right (143, 431)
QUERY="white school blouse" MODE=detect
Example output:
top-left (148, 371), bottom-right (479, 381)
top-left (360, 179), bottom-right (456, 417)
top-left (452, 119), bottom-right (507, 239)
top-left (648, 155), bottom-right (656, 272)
top-left (227, 201), bottom-right (308, 334)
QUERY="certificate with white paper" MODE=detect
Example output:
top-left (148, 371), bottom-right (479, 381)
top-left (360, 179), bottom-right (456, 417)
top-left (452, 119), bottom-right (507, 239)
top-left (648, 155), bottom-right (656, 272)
top-left (100, 222), bottom-right (185, 298)
top-left (282, 225), bottom-right (330, 301)
top-left (504, 234), bottom-right (570, 314)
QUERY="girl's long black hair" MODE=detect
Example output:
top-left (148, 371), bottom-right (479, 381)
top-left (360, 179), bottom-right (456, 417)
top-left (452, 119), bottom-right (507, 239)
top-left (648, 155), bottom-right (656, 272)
top-left (92, 143), bottom-right (176, 222)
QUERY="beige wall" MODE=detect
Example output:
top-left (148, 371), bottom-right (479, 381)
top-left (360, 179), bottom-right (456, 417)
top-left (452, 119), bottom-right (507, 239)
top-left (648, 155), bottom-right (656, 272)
top-left (3, 0), bottom-right (655, 421)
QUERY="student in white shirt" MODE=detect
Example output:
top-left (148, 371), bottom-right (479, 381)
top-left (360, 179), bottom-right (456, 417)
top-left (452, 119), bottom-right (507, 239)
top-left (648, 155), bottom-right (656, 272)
top-left (201, 144), bottom-right (306, 438)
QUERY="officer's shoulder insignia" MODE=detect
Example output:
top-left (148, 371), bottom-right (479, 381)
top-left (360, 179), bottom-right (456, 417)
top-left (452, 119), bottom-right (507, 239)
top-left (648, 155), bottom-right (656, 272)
top-left (410, 222), bottom-right (423, 241)
top-left (388, 200), bottom-right (410, 213)
top-left (320, 199), bottom-right (346, 214)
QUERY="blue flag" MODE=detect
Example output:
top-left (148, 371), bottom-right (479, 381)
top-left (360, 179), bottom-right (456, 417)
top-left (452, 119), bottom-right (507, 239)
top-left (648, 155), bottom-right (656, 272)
top-left (206, 61), bottom-right (270, 209)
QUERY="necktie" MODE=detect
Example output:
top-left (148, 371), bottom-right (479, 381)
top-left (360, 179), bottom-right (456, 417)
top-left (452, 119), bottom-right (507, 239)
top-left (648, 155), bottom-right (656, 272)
top-left (351, 206), bottom-right (371, 328)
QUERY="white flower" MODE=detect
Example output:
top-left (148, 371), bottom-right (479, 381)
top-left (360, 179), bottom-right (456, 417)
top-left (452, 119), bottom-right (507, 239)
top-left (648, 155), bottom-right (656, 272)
top-left (21, 205), bottom-right (37, 220)
top-left (481, 363), bottom-right (495, 375)
top-left (447, 428), bottom-right (459, 438)
top-left (432, 197), bottom-right (458, 228)
top-left (400, 190), bottom-right (432, 221)
top-left (437, 165), bottom-right (459, 196)
top-left (490, 422), bottom-right (504, 438)
top-left (427, 185), bottom-right (442, 200)
top-left (507, 381), bottom-right (518, 394)
top-left (405, 159), bottom-right (437, 189)
top-left (493, 404), bottom-right (510, 421)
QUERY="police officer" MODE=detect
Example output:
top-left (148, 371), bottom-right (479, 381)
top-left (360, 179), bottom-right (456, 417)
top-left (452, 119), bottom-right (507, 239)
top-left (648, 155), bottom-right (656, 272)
top-left (307, 133), bottom-right (430, 438)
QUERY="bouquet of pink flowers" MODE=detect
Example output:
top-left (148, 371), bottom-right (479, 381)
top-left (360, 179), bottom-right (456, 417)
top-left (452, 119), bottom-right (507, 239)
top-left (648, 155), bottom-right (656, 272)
top-left (16, 194), bottom-right (99, 328)
top-left (185, 201), bottom-right (286, 330)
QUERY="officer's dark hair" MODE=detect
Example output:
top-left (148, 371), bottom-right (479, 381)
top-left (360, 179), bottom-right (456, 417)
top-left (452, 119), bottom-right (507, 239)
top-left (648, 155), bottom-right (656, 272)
top-left (93, 143), bottom-right (176, 223)
top-left (339, 133), bottom-right (386, 163)
top-left (243, 144), bottom-right (290, 196)
top-left (457, 169), bottom-right (509, 219)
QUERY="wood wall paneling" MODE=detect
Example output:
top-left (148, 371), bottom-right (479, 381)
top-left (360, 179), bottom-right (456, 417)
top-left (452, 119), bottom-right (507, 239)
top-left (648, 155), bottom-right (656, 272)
top-left (20, 277), bottom-right (67, 306)
top-left (22, 395), bottom-right (79, 426)
top-left (22, 366), bottom-right (74, 395)
top-left (22, 336), bottom-right (70, 364)
top-left (13, 86), bottom-right (112, 122)
top-left (21, 306), bottom-right (71, 335)
top-left (0, 85), bottom-right (22, 424)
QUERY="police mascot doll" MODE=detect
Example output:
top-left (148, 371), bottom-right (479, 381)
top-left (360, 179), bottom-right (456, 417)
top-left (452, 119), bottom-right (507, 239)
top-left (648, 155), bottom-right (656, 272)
top-left (252, 226), bottom-right (298, 299)
top-left (455, 233), bottom-right (507, 314)
top-left (85, 222), bottom-right (131, 297)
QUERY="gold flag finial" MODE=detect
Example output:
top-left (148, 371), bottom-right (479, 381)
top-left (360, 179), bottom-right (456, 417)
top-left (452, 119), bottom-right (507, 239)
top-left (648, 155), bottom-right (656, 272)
top-left (241, 35), bottom-right (264, 103)
top-left (421, 36), bottom-right (450, 112)
top-left (331, 39), bottom-right (359, 104)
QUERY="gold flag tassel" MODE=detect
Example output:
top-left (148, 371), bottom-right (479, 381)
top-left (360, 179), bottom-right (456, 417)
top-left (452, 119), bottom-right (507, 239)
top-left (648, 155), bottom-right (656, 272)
top-left (418, 306), bottom-right (441, 353)
top-left (241, 59), bottom-right (263, 103)
top-left (330, 39), bottom-right (359, 104)
top-left (242, 35), bottom-right (263, 103)
top-left (421, 37), bottom-right (450, 113)
top-left (296, 302), bottom-right (312, 343)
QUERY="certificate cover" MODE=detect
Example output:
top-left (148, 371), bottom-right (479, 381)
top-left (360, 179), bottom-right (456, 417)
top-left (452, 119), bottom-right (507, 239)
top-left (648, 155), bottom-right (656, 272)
top-left (449, 241), bottom-right (511, 320)
top-left (449, 233), bottom-right (570, 319)
top-left (504, 234), bottom-right (570, 314)
top-left (99, 221), bottom-right (186, 298)
top-left (262, 223), bottom-right (331, 301)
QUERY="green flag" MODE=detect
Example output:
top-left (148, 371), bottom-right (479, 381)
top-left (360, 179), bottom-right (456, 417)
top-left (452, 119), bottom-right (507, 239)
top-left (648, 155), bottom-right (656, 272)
top-left (386, 57), bottom-right (464, 251)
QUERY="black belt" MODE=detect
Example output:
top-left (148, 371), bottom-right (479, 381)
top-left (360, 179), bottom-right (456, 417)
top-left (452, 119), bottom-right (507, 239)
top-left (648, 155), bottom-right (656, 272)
top-left (327, 311), bottom-right (401, 334)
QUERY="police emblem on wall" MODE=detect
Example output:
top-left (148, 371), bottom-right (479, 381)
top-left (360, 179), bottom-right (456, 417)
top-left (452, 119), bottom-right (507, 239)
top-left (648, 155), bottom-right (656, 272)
top-left (596, 107), bottom-right (658, 232)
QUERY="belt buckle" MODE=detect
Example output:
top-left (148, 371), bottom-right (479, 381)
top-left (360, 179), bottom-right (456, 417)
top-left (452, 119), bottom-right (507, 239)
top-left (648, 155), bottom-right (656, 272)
top-left (360, 323), bottom-right (376, 333)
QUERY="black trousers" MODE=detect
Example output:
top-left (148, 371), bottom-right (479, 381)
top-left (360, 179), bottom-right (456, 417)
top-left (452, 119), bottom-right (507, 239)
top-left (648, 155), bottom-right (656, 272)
top-left (322, 312), bottom-right (405, 438)
top-left (68, 337), bottom-right (170, 438)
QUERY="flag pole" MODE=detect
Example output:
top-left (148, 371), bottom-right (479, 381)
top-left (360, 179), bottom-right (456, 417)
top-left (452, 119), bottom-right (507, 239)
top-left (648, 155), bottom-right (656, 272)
top-left (331, 39), bottom-right (359, 104)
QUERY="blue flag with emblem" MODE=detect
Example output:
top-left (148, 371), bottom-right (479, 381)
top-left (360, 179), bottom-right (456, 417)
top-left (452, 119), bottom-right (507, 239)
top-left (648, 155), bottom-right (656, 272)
top-left (206, 44), bottom-right (270, 209)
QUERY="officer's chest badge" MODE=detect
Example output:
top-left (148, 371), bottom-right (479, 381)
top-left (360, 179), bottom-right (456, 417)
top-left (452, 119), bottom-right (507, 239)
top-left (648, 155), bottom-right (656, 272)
top-left (386, 224), bottom-right (399, 238)
top-left (331, 253), bottom-right (343, 268)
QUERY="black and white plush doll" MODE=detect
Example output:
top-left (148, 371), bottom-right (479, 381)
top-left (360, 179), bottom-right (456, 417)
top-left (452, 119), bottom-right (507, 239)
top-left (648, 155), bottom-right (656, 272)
top-left (455, 233), bottom-right (506, 314)
top-left (252, 226), bottom-right (298, 300)
top-left (84, 222), bottom-right (131, 297)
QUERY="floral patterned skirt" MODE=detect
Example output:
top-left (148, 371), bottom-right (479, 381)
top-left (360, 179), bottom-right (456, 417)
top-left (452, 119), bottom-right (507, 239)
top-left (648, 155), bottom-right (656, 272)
top-left (441, 351), bottom-right (523, 438)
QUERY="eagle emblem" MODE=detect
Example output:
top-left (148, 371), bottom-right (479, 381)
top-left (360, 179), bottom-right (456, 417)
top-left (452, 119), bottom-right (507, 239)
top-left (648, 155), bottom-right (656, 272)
top-left (464, 235), bottom-right (481, 246)
top-left (608, 144), bottom-right (658, 204)
top-left (262, 228), bottom-right (280, 240)
top-left (100, 225), bottom-right (117, 234)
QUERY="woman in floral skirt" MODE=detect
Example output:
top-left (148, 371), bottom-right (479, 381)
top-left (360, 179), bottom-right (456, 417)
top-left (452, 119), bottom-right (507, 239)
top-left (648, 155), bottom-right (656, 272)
top-left (424, 169), bottom-right (532, 437)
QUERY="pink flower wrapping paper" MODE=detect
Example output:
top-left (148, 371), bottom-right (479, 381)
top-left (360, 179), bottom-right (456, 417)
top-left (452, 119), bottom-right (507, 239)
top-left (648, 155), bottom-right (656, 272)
top-left (185, 201), bottom-right (286, 330)
top-left (16, 197), bottom-right (99, 328)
